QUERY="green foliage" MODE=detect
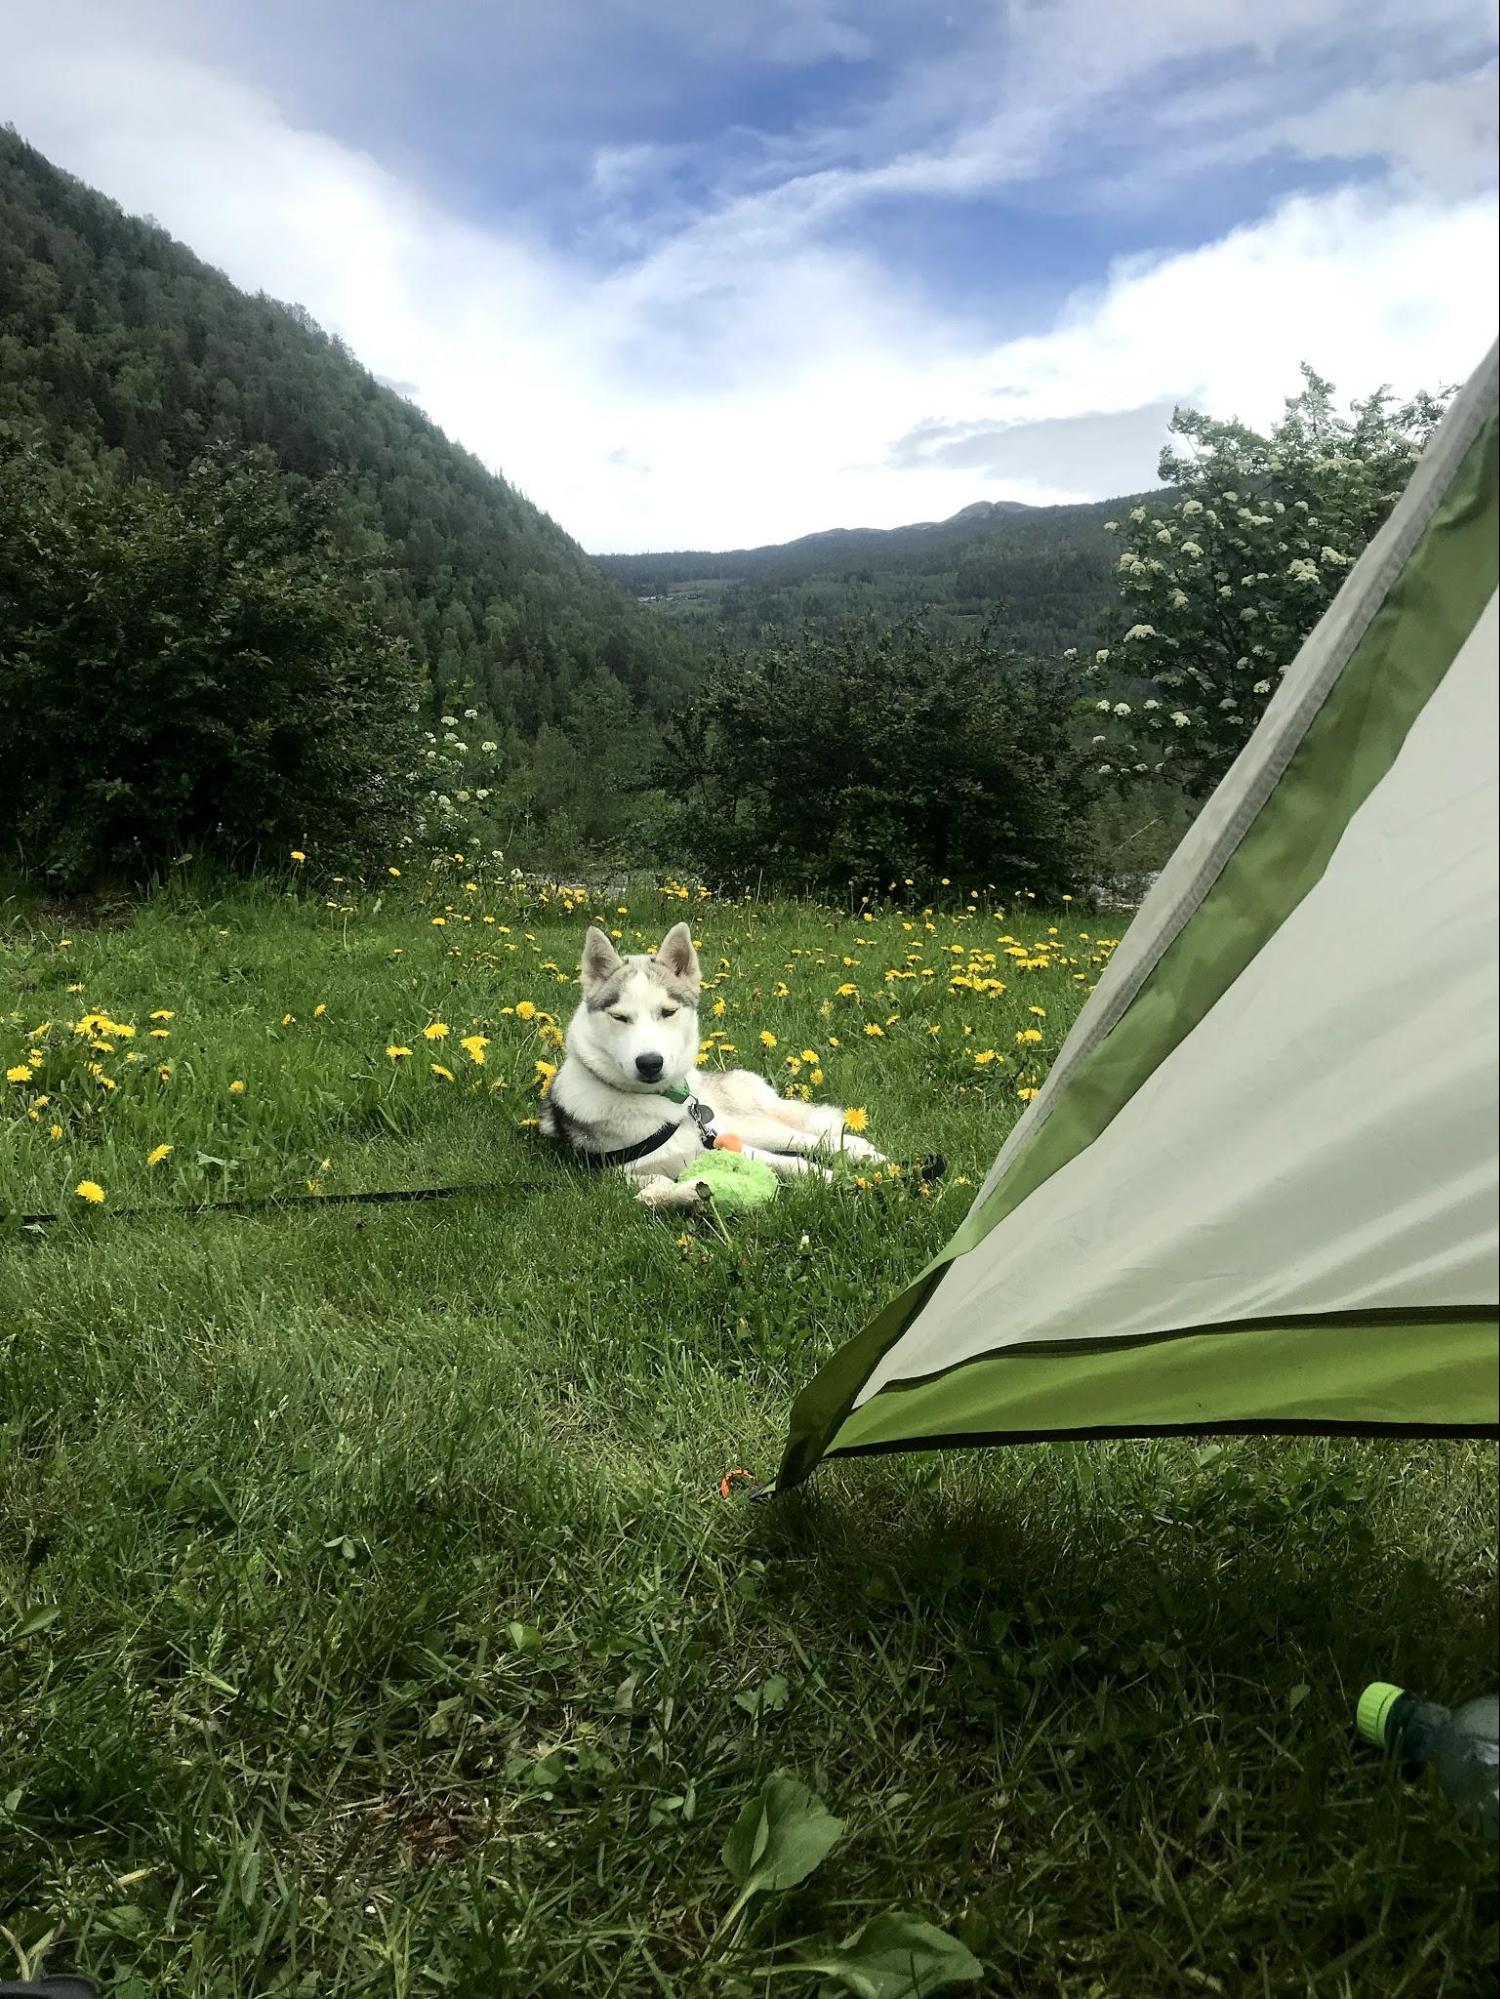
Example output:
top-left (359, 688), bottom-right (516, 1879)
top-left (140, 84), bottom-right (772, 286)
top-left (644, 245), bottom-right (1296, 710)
top-left (720, 1772), bottom-right (846, 1917)
top-left (716, 1774), bottom-right (985, 1991)
top-left (599, 493), bottom-right (1162, 659)
top-left (0, 442), bottom-right (421, 886)
top-left (526, 673), bottom-right (662, 849)
top-left (790, 1913), bottom-right (984, 1996)
top-left (1088, 367), bottom-right (1450, 794)
top-left (0, 127), bottom-right (691, 742)
top-left (664, 624), bottom-right (1099, 899)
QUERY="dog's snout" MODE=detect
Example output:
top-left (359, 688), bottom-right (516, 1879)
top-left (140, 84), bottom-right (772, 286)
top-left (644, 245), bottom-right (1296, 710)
top-left (635, 1051), bottom-right (665, 1082)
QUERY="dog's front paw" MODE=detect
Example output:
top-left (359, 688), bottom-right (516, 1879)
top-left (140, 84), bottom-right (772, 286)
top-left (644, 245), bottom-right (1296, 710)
top-left (635, 1174), bottom-right (704, 1208)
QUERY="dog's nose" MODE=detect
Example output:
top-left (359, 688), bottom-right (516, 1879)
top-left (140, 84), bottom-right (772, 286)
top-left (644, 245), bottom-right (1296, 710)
top-left (635, 1051), bottom-right (664, 1082)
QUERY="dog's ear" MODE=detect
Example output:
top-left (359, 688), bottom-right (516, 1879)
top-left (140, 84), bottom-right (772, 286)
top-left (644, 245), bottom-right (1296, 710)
top-left (654, 921), bottom-right (700, 991)
top-left (581, 925), bottom-right (623, 994)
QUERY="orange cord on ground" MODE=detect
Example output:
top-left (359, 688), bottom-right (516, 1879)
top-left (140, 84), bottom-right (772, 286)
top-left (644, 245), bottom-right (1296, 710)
top-left (718, 1468), bottom-right (755, 1497)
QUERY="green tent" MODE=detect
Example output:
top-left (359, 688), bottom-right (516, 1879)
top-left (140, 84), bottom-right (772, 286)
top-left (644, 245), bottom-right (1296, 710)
top-left (779, 341), bottom-right (1500, 1491)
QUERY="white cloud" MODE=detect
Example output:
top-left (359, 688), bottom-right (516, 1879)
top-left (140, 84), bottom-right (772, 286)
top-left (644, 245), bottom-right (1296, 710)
top-left (3, 2), bottom-right (1496, 551)
top-left (1275, 68), bottom-right (1500, 199)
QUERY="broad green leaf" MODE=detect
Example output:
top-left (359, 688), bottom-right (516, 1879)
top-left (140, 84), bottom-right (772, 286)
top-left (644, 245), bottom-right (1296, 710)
top-left (735, 1672), bottom-right (790, 1718)
top-left (795, 1913), bottom-right (984, 1998)
top-left (722, 1774), bottom-right (844, 1903)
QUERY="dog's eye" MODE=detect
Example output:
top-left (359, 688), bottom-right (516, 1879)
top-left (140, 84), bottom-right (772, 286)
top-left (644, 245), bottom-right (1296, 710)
top-left (659, 1007), bottom-right (677, 1020)
top-left (610, 1012), bottom-right (632, 1025)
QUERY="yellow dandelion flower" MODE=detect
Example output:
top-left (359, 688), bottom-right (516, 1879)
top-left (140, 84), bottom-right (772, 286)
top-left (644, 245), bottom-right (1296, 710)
top-left (711, 998), bottom-right (727, 1018)
top-left (1018, 1086), bottom-right (1039, 1101)
top-left (430, 1063), bottom-right (456, 1082)
top-left (386, 1045), bottom-right (411, 1060)
top-left (836, 982), bottom-right (859, 997)
top-left (147, 1144), bottom-right (174, 1166)
top-left (760, 1031), bottom-right (778, 1049)
top-left (800, 1049), bottom-right (819, 1063)
top-left (460, 1034), bottom-right (489, 1065)
top-left (810, 1068), bottom-right (825, 1086)
top-left (973, 1049), bottom-right (997, 1065)
top-left (1028, 1006), bottom-right (1047, 1018)
top-left (49, 1123), bottom-right (63, 1141)
top-left (515, 1000), bottom-right (537, 1021)
top-left (228, 1080), bottom-right (246, 1096)
top-left (149, 1010), bottom-right (174, 1021)
top-left (281, 1013), bottom-right (296, 1026)
top-left (431, 917), bottom-right (447, 927)
top-left (75, 1180), bottom-right (106, 1205)
top-left (314, 1003), bottom-right (326, 1017)
top-left (843, 1107), bottom-right (869, 1132)
top-left (422, 1022), bottom-right (450, 1040)
top-left (388, 866), bottom-right (402, 877)
top-left (149, 1028), bottom-right (171, 1039)
top-left (5, 1063), bottom-right (30, 1084)
top-left (863, 1022), bottom-right (884, 1038)
top-left (290, 849), bottom-right (306, 862)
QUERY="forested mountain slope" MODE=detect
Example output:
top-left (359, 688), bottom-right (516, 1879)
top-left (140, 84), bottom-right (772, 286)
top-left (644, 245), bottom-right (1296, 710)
top-left (0, 127), bottom-right (690, 731)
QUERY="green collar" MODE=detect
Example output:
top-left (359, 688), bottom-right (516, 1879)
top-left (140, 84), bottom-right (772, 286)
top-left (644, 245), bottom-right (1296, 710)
top-left (660, 1081), bottom-right (692, 1104)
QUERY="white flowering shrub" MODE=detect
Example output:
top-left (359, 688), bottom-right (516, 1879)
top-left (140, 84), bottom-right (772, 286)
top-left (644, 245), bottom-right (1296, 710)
top-left (1089, 367), bottom-right (1449, 793)
top-left (403, 692), bottom-right (517, 860)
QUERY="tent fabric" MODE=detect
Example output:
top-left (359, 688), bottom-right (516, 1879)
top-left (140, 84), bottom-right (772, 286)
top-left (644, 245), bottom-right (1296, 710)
top-left (778, 341), bottom-right (1500, 1490)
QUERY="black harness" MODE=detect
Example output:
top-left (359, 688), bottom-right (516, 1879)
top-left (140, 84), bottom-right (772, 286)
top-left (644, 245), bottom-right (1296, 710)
top-left (555, 1082), bottom-right (719, 1173)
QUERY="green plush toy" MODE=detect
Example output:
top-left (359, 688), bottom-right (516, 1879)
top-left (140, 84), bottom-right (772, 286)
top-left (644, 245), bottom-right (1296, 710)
top-left (675, 1149), bottom-right (780, 1210)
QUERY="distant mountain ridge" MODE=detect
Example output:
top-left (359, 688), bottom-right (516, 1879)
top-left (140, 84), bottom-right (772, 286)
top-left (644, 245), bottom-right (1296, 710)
top-left (774, 495), bottom-right (1036, 549)
top-left (593, 488), bottom-right (1166, 658)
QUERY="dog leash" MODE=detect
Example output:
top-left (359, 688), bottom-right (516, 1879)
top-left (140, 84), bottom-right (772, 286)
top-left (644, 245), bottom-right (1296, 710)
top-left (3, 1178), bottom-right (555, 1230)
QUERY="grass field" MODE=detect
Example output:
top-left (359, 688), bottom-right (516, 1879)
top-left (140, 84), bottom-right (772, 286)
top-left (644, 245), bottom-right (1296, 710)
top-left (2, 864), bottom-right (1495, 1998)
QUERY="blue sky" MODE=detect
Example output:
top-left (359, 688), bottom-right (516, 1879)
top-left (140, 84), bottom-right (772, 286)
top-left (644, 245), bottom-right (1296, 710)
top-left (6, 0), bottom-right (1498, 549)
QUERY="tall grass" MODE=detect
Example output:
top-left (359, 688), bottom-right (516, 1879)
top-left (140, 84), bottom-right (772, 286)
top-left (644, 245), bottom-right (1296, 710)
top-left (2, 866), bottom-right (1494, 1996)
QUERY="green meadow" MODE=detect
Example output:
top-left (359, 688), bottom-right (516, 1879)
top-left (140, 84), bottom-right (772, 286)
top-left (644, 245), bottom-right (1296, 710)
top-left (2, 867), bottom-right (1495, 1997)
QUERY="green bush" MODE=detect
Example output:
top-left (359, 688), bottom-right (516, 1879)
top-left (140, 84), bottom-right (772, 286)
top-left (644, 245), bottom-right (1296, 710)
top-left (660, 622), bottom-right (1099, 899)
top-left (0, 443), bottom-right (422, 886)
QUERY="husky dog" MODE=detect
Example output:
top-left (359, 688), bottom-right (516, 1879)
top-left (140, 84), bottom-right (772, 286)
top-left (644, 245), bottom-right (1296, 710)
top-left (541, 922), bottom-right (887, 1208)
